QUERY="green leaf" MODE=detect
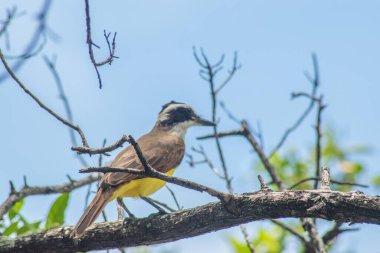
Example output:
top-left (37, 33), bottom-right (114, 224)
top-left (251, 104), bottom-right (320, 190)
top-left (8, 199), bottom-right (24, 220)
top-left (229, 237), bottom-right (252, 253)
top-left (372, 176), bottom-right (380, 187)
top-left (17, 221), bottom-right (42, 235)
top-left (3, 221), bottom-right (19, 236)
top-left (45, 193), bottom-right (70, 229)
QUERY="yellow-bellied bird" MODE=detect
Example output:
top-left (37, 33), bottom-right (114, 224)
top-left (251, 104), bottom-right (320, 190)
top-left (72, 101), bottom-right (215, 236)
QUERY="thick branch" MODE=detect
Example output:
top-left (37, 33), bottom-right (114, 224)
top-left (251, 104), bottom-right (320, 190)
top-left (1, 190), bottom-right (379, 253)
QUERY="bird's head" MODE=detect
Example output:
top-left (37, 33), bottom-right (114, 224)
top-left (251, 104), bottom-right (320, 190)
top-left (154, 101), bottom-right (215, 137)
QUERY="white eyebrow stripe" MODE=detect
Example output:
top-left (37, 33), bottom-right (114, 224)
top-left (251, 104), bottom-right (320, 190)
top-left (161, 104), bottom-right (190, 115)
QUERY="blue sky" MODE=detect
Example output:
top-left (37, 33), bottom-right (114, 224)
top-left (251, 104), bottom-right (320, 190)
top-left (1, 1), bottom-right (380, 252)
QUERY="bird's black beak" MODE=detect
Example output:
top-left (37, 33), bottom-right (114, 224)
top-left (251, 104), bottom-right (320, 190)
top-left (194, 117), bottom-right (216, 126)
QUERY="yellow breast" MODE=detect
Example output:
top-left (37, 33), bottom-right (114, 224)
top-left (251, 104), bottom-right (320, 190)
top-left (111, 168), bottom-right (176, 200)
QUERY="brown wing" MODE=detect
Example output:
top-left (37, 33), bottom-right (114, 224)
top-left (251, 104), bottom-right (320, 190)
top-left (101, 131), bottom-right (185, 187)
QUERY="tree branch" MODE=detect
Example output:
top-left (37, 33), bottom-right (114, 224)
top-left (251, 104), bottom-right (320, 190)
top-left (79, 166), bottom-right (228, 201)
top-left (0, 174), bottom-right (98, 219)
top-left (1, 190), bottom-right (379, 253)
top-left (288, 177), bottom-right (368, 190)
top-left (0, 49), bottom-right (89, 147)
top-left (269, 53), bottom-right (320, 157)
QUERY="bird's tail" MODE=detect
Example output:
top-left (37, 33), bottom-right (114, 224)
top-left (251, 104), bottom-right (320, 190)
top-left (71, 187), bottom-right (113, 237)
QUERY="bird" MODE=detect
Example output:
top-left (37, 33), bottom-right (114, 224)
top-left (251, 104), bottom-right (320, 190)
top-left (72, 101), bottom-right (215, 236)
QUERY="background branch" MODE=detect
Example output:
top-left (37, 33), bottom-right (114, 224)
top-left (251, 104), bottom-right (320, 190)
top-left (0, 0), bottom-right (52, 82)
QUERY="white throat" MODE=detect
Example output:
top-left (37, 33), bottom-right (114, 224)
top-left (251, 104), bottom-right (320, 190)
top-left (168, 121), bottom-right (194, 138)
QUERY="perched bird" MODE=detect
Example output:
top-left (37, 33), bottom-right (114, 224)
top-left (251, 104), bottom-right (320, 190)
top-left (72, 101), bottom-right (215, 236)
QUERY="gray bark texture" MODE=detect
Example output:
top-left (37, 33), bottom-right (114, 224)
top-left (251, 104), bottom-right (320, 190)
top-left (1, 189), bottom-right (379, 253)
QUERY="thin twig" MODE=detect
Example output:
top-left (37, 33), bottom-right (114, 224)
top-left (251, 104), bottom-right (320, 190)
top-left (288, 177), bottom-right (368, 190)
top-left (271, 219), bottom-right (308, 244)
top-left (314, 96), bottom-right (326, 189)
top-left (84, 0), bottom-right (117, 89)
top-left (2, 48), bottom-right (131, 156)
top-left (0, 7), bottom-right (18, 38)
top-left (0, 49), bottom-right (88, 147)
top-left (72, 135), bottom-right (131, 155)
top-left (80, 165), bottom-right (227, 201)
top-left (193, 47), bottom-right (235, 192)
top-left (165, 185), bottom-right (182, 210)
top-left (238, 225), bottom-right (256, 253)
top-left (43, 55), bottom-right (89, 167)
top-left (322, 222), bottom-right (359, 246)
top-left (269, 53), bottom-right (320, 157)
top-left (194, 47), bottom-right (254, 252)
top-left (215, 51), bottom-right (241, 94)
top-left (189, 146), bottom-right (226, 180)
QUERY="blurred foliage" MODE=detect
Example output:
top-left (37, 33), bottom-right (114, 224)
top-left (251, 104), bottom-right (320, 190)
top-left (231, 128), bottom-right (371, 253)
top-left (0, 193), bottom-right (70, 236)
top-left (230, 226), bottom-right (288, 253)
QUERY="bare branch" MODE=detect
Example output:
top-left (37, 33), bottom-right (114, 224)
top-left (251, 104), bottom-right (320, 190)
top-left (84, 0), bottom-right (118, 88)
top-left (271, 219), bottom-right (308, 244)
top-left (288, 177), bottom-right (369, 190)
top-left (79, 166), bottom-right (227, 201)
top-left (189, 146), bottom-right (226, 180)
top-left (322, 222), bottom-right (359, 246)
top-left (43, 55), bottom-right (89, 167)
top-left (301, 218), bottom-right (326, 253)
top-left (0, 174), bottom-right (98, 219)
top-left (197, 130), bottom-right (244, 140)
top-left (198, 121), bottom-right (285, 190)
top-left (241, 121), bottom-right (285, 190)
top-left (0, 6), bottom-right (18, 38)
top-left (215, 51), bottom-right (242, 94)
top-left (238, 225), bottom-right (256, 253)
top-left (1, 190), bottom-right (379, 253)
top-left (314, 96), bottom-right (326, 189)
top-left (193, 47), bottom-right (233, 192)
top-left (0, 50), bottom-right (89, 147)
top-left (194, 48), bottom-right (254, 252)
top-left (269, 53), bottom-right (320, 157)
top-left (72, 135), bottom-right (131, 155)
top-left (257, 175), bottom-right (271, 191)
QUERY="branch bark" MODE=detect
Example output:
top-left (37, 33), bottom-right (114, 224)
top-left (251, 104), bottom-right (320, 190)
top-left (1, 190), bottom-right (379, 253)
top-left (0, 174), bottom-right (98, 219)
